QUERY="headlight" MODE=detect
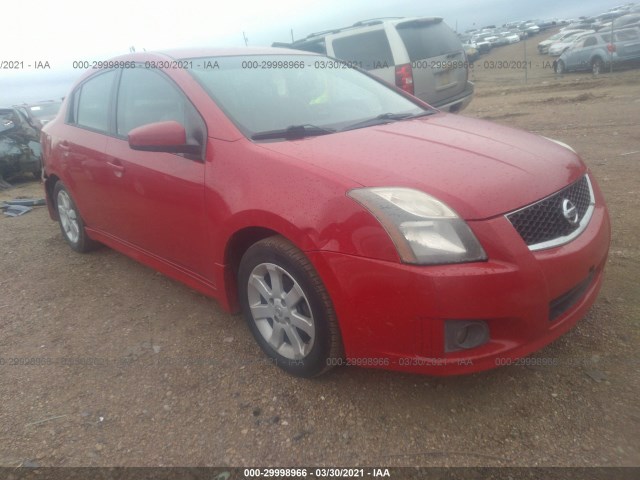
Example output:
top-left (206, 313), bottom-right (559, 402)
top-left (348, 187), bottom-right (487, 265)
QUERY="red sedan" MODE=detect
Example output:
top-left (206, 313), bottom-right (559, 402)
top-left (41, 48), bottom-right (610, 377)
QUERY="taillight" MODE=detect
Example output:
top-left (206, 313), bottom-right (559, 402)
top-left (607, 43), bottom-right (616, 53)
top-left (395, 63), bottom-right (414, 95)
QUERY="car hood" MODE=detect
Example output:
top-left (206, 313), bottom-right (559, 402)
top-left (256, 113), bottom-right (585, 220)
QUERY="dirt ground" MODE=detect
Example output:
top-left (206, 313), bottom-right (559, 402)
top-left (1, 33), bottom-right (639, 468)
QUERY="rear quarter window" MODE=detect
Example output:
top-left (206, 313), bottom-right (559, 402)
top-left (615, 30), bottom-right (639, 41)
top-left (396, 21), bottom-right (462, 61)
top-left (331, 30), bottom-right (394, 70)
top-left (295, 39), bottom-right (327, 54)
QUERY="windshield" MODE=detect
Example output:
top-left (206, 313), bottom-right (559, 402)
top-left (187, 55), bottom-right (427, 139)
top-left (28, 102), bottom-right (61, 118)
top-left (396, 20), bottom-right (462, 60)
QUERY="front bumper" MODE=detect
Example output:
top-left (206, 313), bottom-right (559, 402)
top-left (308, 180), bottom-right (611, 376)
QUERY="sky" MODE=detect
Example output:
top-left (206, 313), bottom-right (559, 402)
top-left (0, 0), bottom-right (628, 104)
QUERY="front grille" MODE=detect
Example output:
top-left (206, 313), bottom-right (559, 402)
top-left (506, 175), bottom-right (594, 250)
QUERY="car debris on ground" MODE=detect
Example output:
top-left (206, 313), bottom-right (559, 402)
top-left (1, 197), bottom-right (46, 217)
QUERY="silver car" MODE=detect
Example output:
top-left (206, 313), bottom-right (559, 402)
top-left (555, 28), bottom-right (640, 74)
top-left (538, 29), bottom-right (589, 54)
top-left (278, 17), bottom-right (474, 112)
top-left (548, 31), bottom-right (595, 56)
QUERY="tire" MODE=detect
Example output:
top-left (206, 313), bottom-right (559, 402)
top-left (238, 236), bottom-right (343, 377)
top-left (556, 60), bottom-right (566, 74)
top-left (592, 57), bottom-right (603, 75)
top-left (53, 181), bottom-right (97, 253)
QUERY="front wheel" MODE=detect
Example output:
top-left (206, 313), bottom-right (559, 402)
top-left (238, 236), bottom-right (343, 377)
top-left (54, 182), bottom-right (97, 253)
top-left (555, 60), bottom-right (566, 74)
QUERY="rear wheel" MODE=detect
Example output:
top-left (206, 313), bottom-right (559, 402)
top-left (591, 57), bottom-right (603, 75)
top-left (238, 236), bottom-right (343, 377)
top-left (54, 182), bottom-right (97, 253)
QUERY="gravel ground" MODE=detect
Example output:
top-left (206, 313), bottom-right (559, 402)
top-left (0, 34), bottom-right (639, 468)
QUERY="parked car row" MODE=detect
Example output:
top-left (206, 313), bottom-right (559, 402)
top-left (562, 8), bottom-right (640, 33)
top-left (536, 6), bottom-right (640, 61)
top-left (459, 19), bottom-right (558, 59)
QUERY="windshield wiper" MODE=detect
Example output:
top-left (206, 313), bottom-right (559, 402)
top-left (251, 124), bottom-right (336, 141)
top-left (341, 110), bottom-right (435, 132)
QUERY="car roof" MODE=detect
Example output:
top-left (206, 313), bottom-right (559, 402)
top-left (291, 16), bottom-right (443, 44)
top-left (71, 47), bottom-right (318, 84)
top-left (121, 46), bottom-right (317, 61)
top-left (569, 31), bottom-right (595, 39)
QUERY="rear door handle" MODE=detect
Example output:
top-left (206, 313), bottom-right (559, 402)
top-left (107, 160), bottom-right (125, 177)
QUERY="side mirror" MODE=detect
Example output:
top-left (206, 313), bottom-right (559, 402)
top-left (128, 121), bottom-right (201, 155)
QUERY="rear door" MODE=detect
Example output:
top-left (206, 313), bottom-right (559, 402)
top-left (394, 19), bottom-right (467, 107)
top-left (57, 70), bottom-right (118, 229)
top-left (614, 29), bottom-right (640, 60)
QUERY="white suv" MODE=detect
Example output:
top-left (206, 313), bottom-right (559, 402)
top-left (276, 17), bottom-right (474, 112)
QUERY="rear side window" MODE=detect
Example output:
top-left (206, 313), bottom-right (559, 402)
top-left (75, 70), bottom-right (117, 132)
top-left (584, 37), bottom-right (598, 47)
top-left (616, 29), bottom-right (639, 41)
top-left (396, 20), bottom-right (462, 61)
top-left (332, 30), bottom-right (394, 70)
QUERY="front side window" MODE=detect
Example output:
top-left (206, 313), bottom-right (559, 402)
top-left (115, 68), bottom-right (206, 151)
top-left (116, 68), bottom-right (187, 136)
top-left (75, 70), bottom-right (117, 132)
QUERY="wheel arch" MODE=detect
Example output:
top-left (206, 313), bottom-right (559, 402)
top-left (222, 224), bottom-right (305, 313)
